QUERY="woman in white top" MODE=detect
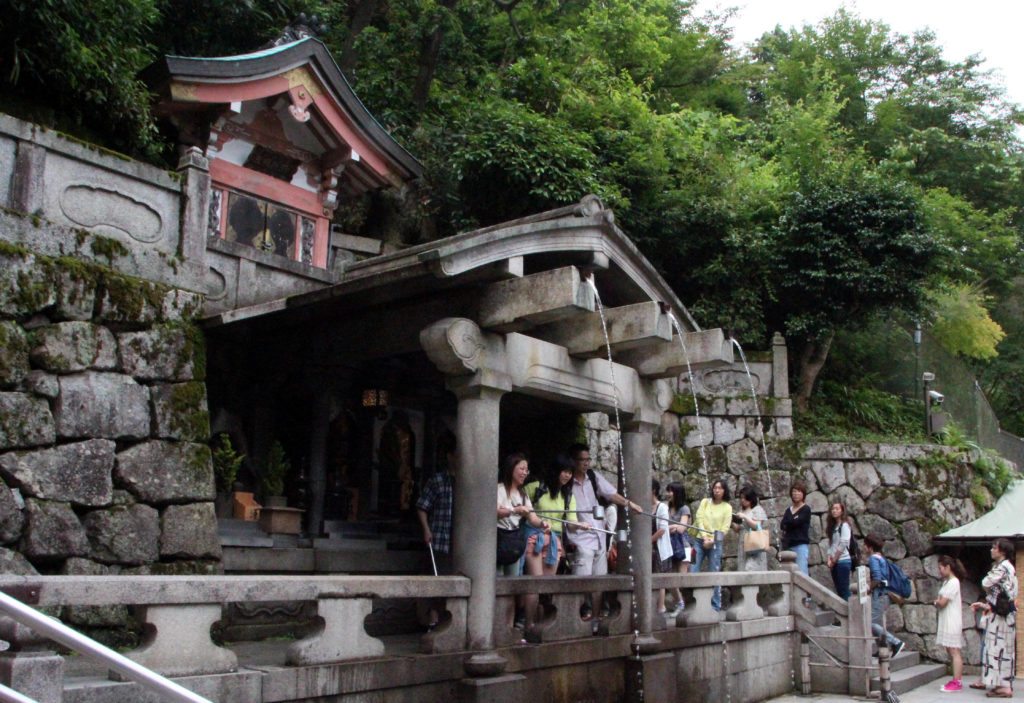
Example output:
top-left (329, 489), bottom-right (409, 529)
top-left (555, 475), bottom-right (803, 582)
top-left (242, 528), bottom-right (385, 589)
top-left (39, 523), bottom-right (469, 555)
top-left (934, 555), bottom-right (966, 692)
top-left (496, 452), bottom-right (548, 638)
top-left (651, 479), bottom-right (673, 613)
top-left (825, 501), bottom-right (853, 600)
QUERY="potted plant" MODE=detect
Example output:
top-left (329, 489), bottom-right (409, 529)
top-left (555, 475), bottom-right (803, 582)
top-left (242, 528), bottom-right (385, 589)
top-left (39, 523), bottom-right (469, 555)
top-left (211, 433), bottom-right (245, 518)
top-left (258, 441), bottom-right (304, 534)
top-left (260, 440), bottom-right (290, 508)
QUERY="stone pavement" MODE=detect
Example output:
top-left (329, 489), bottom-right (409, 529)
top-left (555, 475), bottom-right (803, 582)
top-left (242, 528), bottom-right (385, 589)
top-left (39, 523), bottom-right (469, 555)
top-left (768, 680), bottom-right (1015, 703)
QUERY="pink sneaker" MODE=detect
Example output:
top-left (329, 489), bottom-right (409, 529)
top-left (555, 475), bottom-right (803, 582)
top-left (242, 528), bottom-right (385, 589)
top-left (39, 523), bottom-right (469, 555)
top-left (940, 679), bottom-right (962, 692)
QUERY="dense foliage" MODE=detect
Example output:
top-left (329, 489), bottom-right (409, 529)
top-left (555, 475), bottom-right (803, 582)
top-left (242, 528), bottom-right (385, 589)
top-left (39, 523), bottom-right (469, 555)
top-left (3, 0), bottom-right (1024, 426)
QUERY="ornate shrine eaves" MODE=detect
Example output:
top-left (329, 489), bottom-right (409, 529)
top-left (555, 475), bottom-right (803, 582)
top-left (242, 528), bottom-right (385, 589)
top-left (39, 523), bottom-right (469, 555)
top-left (146, 38), bottom-right (422, 183)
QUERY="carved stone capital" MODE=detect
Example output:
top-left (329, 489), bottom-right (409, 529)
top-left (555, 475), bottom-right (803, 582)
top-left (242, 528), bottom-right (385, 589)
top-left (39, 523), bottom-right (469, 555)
top-left (420, 318), bottom-right (486, 376)
top-left (176, 146), bottom-right (209, 172)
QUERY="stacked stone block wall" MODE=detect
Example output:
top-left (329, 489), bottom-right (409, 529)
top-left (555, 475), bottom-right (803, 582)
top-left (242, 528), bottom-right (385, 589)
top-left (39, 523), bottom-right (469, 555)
top-left (0, 244), bottom-right (220, 639)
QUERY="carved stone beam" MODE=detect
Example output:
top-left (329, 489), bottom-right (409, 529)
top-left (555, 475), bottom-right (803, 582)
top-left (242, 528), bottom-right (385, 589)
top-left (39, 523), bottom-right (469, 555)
top-left (478, 266), bottom-right (595, 333)
top-left (616, 328), bottom-right (733, 379)
top-left (629, 378), bottom-right (673, 427)
top-left (504, 333), bottom-right (638, 412)
top-left (531, 301), bottom-right (671, 358)
top-left (420, 317), bottom-right (511, 393)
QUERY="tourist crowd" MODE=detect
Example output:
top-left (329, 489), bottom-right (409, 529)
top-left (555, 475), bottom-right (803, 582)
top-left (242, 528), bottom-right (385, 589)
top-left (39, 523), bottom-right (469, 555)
top-left (415, 444), bottom-right (1016, 694)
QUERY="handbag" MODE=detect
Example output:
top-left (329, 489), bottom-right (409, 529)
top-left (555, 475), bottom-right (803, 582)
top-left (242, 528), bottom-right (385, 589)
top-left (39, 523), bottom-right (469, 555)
top-left (496, 524), bottom-right (526, 566)
top-left (670, 531), bottom-right (689, 561)
top-left (993, 589), bottom-right (1016, 617)
top-left (743, 527), bottom-right (770, 553)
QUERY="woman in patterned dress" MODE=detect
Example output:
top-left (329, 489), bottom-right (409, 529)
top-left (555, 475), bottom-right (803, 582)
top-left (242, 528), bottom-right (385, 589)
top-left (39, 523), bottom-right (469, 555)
top-left (970, 538), bottom-right (1017, 697)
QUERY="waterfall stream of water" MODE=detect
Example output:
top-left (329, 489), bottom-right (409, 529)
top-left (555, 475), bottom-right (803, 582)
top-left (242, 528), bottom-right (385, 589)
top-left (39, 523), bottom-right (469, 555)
top-left (665, 313), bottom-right (712, 495)
top-left (585, 277), bottom-right (644, 674)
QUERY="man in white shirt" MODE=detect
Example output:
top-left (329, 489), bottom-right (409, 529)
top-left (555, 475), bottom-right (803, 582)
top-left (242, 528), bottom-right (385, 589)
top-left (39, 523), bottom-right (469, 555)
top-left (565, 443), bottom-right (642, 619)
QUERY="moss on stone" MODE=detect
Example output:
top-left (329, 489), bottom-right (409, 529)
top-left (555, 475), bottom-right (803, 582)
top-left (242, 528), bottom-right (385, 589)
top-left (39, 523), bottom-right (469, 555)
top-left (668, 393), bottom-right (715, 416)
top-left (168, 382), bottom-right (210, 440)
top-left (14, 269), bottom-right (52, 312)
top-left (101, 271), bottom-right (166, 322)
top-left (176, 321), bottom-right (207, 382)
top-left (575, 414), bottom-right (588, 445)
top-left (183, 444), bottom-right (215, 490)
top-left (670, 393), bottom-right (695, 415)
top-left (0, 241), bottom-right (30, 259)
top-left (89, 235), bottom-right (130, 263)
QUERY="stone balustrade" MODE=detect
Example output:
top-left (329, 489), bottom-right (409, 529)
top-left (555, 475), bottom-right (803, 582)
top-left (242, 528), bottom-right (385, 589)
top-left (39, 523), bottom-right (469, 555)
top-left (492, 575), bottom-right (633, 645)
top-left (0, 575), bottom-right (469, 678)
top-left (651, 571), bottom-right (793, 626)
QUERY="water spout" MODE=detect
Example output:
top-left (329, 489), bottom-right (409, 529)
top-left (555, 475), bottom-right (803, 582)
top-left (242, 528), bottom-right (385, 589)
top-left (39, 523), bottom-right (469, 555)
top-left (665, 312), bottom-right (711, 496)
top-left (728, 337), bottom-right (777, 544)
top-left (585, 275), bottom-right (644, 671)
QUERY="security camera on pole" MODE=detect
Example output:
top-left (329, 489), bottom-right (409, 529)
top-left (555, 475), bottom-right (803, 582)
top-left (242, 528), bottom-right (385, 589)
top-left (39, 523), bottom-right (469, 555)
top-left (921, 372), bottom-right (948, 436)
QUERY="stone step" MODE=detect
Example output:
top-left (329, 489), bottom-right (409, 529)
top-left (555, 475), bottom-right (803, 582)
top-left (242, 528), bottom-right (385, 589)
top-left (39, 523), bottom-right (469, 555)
top-left (870, 662), bottom-right (947, 694)
top-left (312, 537), bottom-right (389, 551)
top-left (870, 647), bottom-right (920, 673)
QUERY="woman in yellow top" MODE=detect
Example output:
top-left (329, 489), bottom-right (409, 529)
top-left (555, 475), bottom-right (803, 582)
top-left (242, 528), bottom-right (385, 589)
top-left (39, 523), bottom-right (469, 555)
top-left (690, 478), bottom-right (732, 611)
top-left (523, 454), bottom-right (588, 576)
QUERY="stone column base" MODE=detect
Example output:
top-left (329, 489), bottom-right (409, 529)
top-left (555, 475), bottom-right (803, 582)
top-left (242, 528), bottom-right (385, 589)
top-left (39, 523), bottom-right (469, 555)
top-left (625, 651), bottom-right (676, 703)
top-left (459, 673), bottom-right (526, 703)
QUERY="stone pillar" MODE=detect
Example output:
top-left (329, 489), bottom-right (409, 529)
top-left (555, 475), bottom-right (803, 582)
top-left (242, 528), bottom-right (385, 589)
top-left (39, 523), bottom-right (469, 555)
top-left (176, 147), bottom-right (210, 268)
top-left (306, 389), bottom-right (331, 536)
top-left (420, 318), bottom-right (511, 677)
top-left (622, 421), bottom-right (657, 648)
top-left (771, 332), bottom-right (789, 399)
top-left (451, 382), bottom-right (506, 653)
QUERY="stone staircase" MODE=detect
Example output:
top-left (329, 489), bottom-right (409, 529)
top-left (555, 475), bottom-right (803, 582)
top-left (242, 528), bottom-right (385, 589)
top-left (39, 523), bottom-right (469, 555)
top-left (870, 648), bottom-right (948, 694)
top-left (803, 599), bottom-right (945, 696)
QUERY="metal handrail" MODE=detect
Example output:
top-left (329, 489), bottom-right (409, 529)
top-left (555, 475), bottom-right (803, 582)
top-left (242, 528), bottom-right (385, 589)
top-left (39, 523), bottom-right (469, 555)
top-left (0, 682), bottom-right (38, 703)
top-left (0, 590), bottom-right (211, 703)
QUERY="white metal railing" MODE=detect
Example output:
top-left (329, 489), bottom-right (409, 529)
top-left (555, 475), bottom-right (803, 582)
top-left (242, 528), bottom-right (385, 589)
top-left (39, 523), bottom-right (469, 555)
top-left (0, 590), bottom-right (211, 703)
top-left (0, 682), bottom-right (38, 703)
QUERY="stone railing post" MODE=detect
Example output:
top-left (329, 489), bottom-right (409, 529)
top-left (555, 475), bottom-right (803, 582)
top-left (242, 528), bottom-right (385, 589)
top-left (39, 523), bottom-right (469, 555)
top-left (724, 578), bottom-right (765, 621)
top-left (287, 598), bottom-right (384, 665)
top-left (176, 147), bottom-right (210, 274)
top-left (677, 582), bottom-right (720, 626)
top-left (10, 140), bottom-right (45, 214)
top-left (847, 581), bottom-right (872, 695)
top-left (125, 604), bottom-right (237, 677)
top-left (0, 615), bottom-right (63, 703)
top-left (771, 332), bottom-right (789, 399)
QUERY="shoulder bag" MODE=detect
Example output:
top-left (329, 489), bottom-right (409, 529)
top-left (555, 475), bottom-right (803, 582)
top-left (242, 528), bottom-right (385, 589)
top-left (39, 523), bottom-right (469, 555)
top-left (742, 513), bottom-right (769, 552)
top-left (497, 524), bottom-right (526, 566)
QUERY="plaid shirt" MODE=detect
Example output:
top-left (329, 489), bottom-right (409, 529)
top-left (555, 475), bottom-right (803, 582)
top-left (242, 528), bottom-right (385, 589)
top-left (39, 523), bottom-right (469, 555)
top-left (416, 472), bottom-right (453, 554)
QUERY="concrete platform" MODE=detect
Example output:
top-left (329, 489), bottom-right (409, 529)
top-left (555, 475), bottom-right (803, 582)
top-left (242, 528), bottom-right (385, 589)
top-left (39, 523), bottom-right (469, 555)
top-left (769, 677), bottom-right (1009, 703)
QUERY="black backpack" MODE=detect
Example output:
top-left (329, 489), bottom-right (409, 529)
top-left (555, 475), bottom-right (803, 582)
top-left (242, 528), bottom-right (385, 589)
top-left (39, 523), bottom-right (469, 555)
top-left (848, 532), bottom-right (861, 568)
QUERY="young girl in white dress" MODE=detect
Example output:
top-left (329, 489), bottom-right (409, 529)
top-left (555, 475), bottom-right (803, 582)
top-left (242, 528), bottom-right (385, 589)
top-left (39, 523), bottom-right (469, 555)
top-left (934, 555), bottom-right (966, 693)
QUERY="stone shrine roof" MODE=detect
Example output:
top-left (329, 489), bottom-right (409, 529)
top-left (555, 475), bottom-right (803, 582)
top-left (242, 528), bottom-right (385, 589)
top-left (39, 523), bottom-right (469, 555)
top-left (147, 37), bottom-right (422, 192)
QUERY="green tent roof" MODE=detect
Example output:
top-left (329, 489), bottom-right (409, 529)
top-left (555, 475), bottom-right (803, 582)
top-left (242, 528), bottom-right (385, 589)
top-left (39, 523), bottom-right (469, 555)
top-left (934, 479), bottom-right (1024, 545)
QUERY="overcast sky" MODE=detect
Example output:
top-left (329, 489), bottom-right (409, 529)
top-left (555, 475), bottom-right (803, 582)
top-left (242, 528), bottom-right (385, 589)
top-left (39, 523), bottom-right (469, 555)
top-left (694, 0), bottom-right (1024, 107)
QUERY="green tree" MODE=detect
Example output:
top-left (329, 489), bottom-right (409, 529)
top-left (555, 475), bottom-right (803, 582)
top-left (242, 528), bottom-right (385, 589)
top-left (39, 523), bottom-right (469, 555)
top-left (766, 179), bottom-right (941, 409)
top-left (0, 0), bottom-right (161, 157)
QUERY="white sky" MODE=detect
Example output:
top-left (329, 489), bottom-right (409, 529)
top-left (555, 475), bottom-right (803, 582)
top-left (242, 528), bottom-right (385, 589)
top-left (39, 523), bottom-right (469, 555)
top-left (694, 0), bottom-right (1024, 107)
